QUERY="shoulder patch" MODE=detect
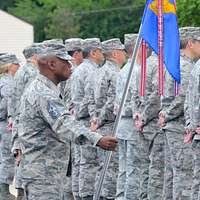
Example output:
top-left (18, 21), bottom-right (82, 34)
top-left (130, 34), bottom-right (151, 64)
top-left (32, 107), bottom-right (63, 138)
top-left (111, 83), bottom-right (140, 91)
top-left (47, 101), bottom-right (62, 120)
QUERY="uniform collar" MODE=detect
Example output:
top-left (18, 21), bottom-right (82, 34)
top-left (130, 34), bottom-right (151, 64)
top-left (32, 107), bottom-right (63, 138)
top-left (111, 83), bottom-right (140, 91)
top-left (84, 58), bottom-right (99, 68)
top-left (37, 73), bottom-right (60, 96)
top-left (180, 52), bottom-right (195, 64)
top-left (106, 60), bottom-right (120, 71)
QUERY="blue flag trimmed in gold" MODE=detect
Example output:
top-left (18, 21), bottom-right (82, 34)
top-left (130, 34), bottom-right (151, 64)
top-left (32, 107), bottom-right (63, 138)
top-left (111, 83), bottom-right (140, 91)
top-left (141, 0), bottom-right (180, 83)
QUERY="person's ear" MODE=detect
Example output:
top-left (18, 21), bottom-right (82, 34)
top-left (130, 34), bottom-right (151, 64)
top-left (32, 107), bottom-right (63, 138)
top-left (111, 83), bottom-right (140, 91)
top-left (187, 39), bottom-right (194, 49)
top-left (73, 51), bottom-right (79, 57)
top-left (90, 50), bottom-right (97, 58)
top-left (48, 59), bottom-right (56, 71)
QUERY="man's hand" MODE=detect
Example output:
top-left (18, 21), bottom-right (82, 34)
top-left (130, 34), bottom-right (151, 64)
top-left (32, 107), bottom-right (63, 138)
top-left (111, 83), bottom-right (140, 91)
top-left (114, 104), bottom-right (119, 115)
top-left (14, 149), bottom-right (22, 166)
top-left (184, 129), bottom-right (193, 144)
top-left (135, 113), bottom-right (143, 132)
top-left (158, 112), bottom-right (166, 128)
top-left (7, 117), bottom-right (13, 132)
top-left (97, 136), bottom-right (118, 151)
top-left (90, 118), bottom-right (99, 132)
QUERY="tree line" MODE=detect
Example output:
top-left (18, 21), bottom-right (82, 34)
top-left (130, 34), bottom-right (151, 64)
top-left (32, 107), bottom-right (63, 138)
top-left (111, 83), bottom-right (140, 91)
top-left (0, 0), bottom-right (199, 42)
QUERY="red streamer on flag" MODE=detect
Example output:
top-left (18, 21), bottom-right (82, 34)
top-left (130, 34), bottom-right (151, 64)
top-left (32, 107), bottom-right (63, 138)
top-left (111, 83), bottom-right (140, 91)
top-left (140, 39), bottom-right (147, 96)
top-left (173, 0), bottom-right (179, 96)
top-left (158, 0), bottom-right (164, 96)
top-left (174, 80), bottom-right (179, 96)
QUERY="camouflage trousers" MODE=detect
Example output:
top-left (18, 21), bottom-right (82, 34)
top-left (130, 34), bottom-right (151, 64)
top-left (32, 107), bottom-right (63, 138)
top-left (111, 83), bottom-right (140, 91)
top-left (63, 176), bottom-right (74, 200)
top-left (95, 123), bottom-right (118, 199)
top-left (191, 140), bottom-right (200, 200)
top-left (115, 138), bottom-right (140, 200)
top-left (79, 143), bottom-right (98, 197)
top-left (72, 143), bottom-right (81, 197)
top-left (12, 119), bottom-right (23, 189)
top-left (23, 179), bottom-right (72, 200)
top-left (163, 125), bottom-right (193, 200)
top-left (78, 119), bottom-right (98, 198)
top-left (0, 120), bottom-right (15, 185)
top-left (139, 122), bottom-right (164, 200)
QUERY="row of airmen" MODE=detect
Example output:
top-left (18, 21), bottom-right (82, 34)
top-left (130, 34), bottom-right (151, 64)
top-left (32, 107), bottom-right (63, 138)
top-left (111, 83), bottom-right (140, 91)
top-left (0, 26), bottom-right (200, 200)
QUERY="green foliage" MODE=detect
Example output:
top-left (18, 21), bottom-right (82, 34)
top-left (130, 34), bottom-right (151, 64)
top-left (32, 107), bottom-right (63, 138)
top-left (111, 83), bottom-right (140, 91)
top-left (176, 0), bottom-right (200, 27)
top-left (0, 0), bottom-right (16, 11)
top-left (2, 0), bottom-right (200, 42)
top-left (7, 0), bottom-right (145, 41)
top-left (45, 8), bottom-right (80, 39)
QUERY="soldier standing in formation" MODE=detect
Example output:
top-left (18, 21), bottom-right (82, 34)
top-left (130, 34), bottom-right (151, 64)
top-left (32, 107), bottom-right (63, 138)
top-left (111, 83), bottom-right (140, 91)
top-left (0, 26), bottom-right (199, 200)
top-left (0, 54), bottom-right (20, 200)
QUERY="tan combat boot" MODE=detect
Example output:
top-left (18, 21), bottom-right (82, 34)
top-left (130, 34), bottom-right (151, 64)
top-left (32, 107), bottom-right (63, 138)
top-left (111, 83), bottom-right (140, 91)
top-left (0, 183), bottom-right (15, 200)
top-left (15, 188), bottom-right (24, 200)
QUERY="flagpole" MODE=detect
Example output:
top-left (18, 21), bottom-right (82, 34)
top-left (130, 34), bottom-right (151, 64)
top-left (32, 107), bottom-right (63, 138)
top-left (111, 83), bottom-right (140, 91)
top-left (158, 0), bottom-right (164, 96)
top-left (93, 25), bottom-right (143, 200)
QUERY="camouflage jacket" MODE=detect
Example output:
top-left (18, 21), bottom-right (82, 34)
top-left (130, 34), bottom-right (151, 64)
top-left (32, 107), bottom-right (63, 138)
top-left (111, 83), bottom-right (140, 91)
top-left (18, 73), bottom-right (103, 182)
top-left (0, 74), bottom-right (14, 121)
top-left (161, 54), bottom-right (194, 128)
top-left (71, 59), bottom-right (99, 120)
top-left (94, 60), bottom-right (120, 127)
top-left (184, 59), bottom-right (200, 133)
top-left (138, 54), bottom-right (160, 126)
top-left (11, 62), bottom-right (38, 150)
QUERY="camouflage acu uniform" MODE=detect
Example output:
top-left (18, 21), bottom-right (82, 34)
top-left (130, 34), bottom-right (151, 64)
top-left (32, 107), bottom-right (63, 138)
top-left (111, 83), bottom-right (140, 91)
top-left (161, 54), bottom-right (195, 200)
top-left (115, 58), bottom-right (141, 200)
top-left (18, 73), bottom-right (103, 200)
top-left (183, 27), bottom-right (200, 200)
top-left (93, 59), bottom-right (119, 199)
top-left (11, 45), bottom-right (43, 190)
top-left (0, 54), bottom-right (19, 200)
top-left (93, 38), bottom-right (125, 199)
top-left (115, 34), bottom-right (140, 200)
top-left (11, 62), bottom-right (38, 151)
top-left (70, 38), bottom-right (102, 199)
top-left (60, 38), bottom-right (83, 200)
top-left (60, 38), bottom-right (83, 101)
top-left (184, 59), bottom-right (200, 200)
top-left (0, 74), bottom-right (15, 185)
top-left (136, 54), bottom-right (164, 200)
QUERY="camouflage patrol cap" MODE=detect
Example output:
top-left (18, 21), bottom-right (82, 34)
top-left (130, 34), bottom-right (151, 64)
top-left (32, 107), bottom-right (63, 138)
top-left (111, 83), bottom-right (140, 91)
top-left (124, 34), bottom-right (138, 46)
top-left (23, 44), bottom-right (44, 59)
top-left (40, 47), bottom-right (73, 62)
top-left (44, 43), bottom-right (66, 51)
top-left (42, 39), bottom-right (65, 50)
top-left (0, 53), bottom-right (19, 66)
top-left (179, 27), bottom-right (200, 41)
top-left (0, 53), bottom-right (7, 56)
top-left (43, 38), bottom-right (63, 45)
top-left (102, 38), bottom-right (125, 51)
top-left (82, 38), bottom-right (102, 51)
top-left (65, 38), bottom-right (83, 51)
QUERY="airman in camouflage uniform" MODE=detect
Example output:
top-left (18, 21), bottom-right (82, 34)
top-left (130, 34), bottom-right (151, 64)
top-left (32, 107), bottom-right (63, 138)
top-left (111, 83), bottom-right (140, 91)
top-left (61, 38), bottom-right (83, 200)
top-left (62, 38), bottom-right (83, 108)
top-left (70, 38), bottom-right (104, 200)
top-left (18, 48), bottom-right (117, 200)
top-left (0, 53), bottom-right (20, 200)
top-left (159, 27), bottom-right (200, 200)
top-left (135, 52), bottom-right (164, 200)
top-left (183, 28), bottom-right (200, 200)
top-left (115, 34), bottom-right (141, 200)
top-left (10, 44), bottom-right (44, 200)
top-left (90, 38), bottom-right (126, 199)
